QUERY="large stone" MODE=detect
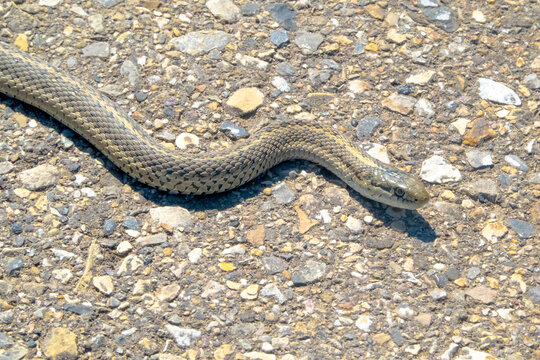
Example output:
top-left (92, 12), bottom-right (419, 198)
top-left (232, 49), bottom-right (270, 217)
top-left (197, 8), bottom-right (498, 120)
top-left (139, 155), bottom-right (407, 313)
top-left (42, 328), bottom-right (78, 359)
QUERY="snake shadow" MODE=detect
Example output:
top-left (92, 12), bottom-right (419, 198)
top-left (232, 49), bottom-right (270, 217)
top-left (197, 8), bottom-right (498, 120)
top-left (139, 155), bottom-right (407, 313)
top-left (1, 96), bottom-right (436, 243)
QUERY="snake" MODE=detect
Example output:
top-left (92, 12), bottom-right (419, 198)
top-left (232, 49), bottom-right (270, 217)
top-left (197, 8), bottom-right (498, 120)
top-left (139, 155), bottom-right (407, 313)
top-left (0, 41), bottom-right (429, 209)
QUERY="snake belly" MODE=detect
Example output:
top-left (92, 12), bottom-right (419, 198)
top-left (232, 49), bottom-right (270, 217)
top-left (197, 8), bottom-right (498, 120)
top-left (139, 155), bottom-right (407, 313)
top-left (0, 41), bottom-right (429, 209)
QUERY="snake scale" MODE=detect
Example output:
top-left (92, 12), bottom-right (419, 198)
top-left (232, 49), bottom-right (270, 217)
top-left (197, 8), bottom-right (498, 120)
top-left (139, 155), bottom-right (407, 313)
top-left (0, 41), bottom-right (429, 209)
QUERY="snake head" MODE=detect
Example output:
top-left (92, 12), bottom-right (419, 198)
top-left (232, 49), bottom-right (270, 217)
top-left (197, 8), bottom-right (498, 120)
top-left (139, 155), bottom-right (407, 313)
top-left (368, 168), bottom-right (430, 209)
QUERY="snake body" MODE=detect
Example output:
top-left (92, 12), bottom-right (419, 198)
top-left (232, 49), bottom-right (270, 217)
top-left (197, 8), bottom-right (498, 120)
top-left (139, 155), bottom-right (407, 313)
top-left (0, 41), bottom-right (429, 209)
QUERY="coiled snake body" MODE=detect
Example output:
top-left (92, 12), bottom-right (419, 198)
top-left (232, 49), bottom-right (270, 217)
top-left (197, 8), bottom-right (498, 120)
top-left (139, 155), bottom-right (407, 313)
top-left (0, 42), bottom-right (429, 209)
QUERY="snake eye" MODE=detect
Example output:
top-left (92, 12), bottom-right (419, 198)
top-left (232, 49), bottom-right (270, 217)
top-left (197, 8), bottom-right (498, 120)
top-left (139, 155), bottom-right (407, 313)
top-left (394, 188), bottom-right (405, 197)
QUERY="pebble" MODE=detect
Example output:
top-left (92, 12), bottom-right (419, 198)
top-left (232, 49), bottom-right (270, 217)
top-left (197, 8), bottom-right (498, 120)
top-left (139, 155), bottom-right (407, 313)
top-left (419, 2), bottom-right (458, 32)
top-left (135, 92), bottom-right (147, 102)
top-left (97, 0), bottom-right (121, 7)
top-left (165, 325), bottom-right (201, 348)
top-left (271, 77), bottom-right (290, 92)
top-left (241, 3), bottom-right (261, 16)
top-left (0, 161), bottom-right (14, 175)
top-left (270, 30), bottom-right (289, 47)
top-left (19, 164), bottom-right (59, 191)
top-left (504, 155), bottom-right (528, 172)
top-left (120, 59), bottom-right (139, 87)
top-left (88, 14), bottom-right (104, 33)
top-left (345, 216), bottom-right (363, 234)
top-left (355, 315), bottom-right (372, 332)
top-left (136, 233), bottom-right (167, 246)
top-left (294, 32), bottom-right (324, 55)
top-left (6, 257), bottom-right (24, 276)
top-left (398, 84), bottom-right (414, 96)
top-left (123, 216), bottom-right (141, 231)
top-left (406, 70), bottom-right (436, 85)
top-left (276, 62), bottom-right (296, 77)
top-left (420, 155), bottom-right (462, 183)
top-left (0, 333), bottom-right (14, 349)
top-left (466, 150), bottom-right (493, 169)
top-left (51, 248), bottom-right (75, 260)
top-left (42, 327), bottom-right (78, 359)
top-left (382, 93), bottom-right (416, 115)
top-left (235, 54), bottom-right (269, 71)
top-left (477, 78), bottom-right (521, 106)
top-left (39, 0), bottom-right (62, 6)
top-left (175, 133), bottom-right (200, 150)
top-left (507, 219), bottom-right (535, 239)
top-left (102, 219), bottom-right (116, 236)
top-left (414, 98), bottom-right (435, 118)
top-left (529, 287), bottom-right (540, 304)
top-left (481, 221), bottom-right (507, 243)
top-left (261, 284), bottom-right (287, 304)
top-left (387, 28), bottom-right (407, 44)
top-left (450, 118), bottom-right (470, 136)
top-left (188, 248), bottom-right (202, 264)
top-left (262, 256), bottom-right (288, 275)
top-left (82, 42), bottom-right (110, 57)
top-left (240, 284), bottom-right (259, 300)
top-left (150, 206), bottom-right (192, 229)
top-left (171, 30), bottom-right (233, 56)
top-left (465, 286), bottom-right (497, 304)
top-left (220, 121), bottom-right (250, 140)
top-left (430, 289), bottom-right (448, 301)
top-left (388, 328), bottom-right (404, 346)
top-left (272, 183), bottom-right (296, 204)
top-left (463, 118), bottom-right (496, 146)
top-left (226, 87), bottom-right (264, 115)
top-left (245, 352), bottom-right (276, 360)
top-left (268, 3), bottom-right (297, 30)
top-left (524, 73), bottom-right (540, 89)
top-left (206, 0), bottom-right (240, 23)
top-left (291, 261), bottom-right (326, 286)
top-left (472, 10), bottom-right (486, 23)
top-left (467, 179), bottom-right (499, 203)
top-left (52, 269), bottom-right (73, 284)
top-left (355, 116), bottom-right (381, 139)
top-left (116, 241), bottom-right (132, 255)
top-left (93, 275), bottom-right (114, 295)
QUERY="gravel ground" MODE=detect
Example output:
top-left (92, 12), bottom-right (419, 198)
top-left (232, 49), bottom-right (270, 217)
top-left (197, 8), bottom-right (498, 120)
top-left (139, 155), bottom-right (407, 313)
top-left (0, 0), bottom-right (538, 359)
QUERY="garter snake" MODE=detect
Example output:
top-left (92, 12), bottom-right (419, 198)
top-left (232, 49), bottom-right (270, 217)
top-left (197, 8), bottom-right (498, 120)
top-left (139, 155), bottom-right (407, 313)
top-left (0, 41), bottom-right (429, 209)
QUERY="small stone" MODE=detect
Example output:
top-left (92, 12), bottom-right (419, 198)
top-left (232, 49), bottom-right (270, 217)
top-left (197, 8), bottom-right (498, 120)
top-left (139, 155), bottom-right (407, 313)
top-left (240, 284), bottom-right (259, 300)
top-left (450, 118), bottom-right (470, 136)
top-left (244, 352), bottom-right (276, 360)
top-left (150, 206), bottom-right (192, 229)
top-left (271, 77), bottom-right (290, 92)
top-left (414, 98), bottom-right (435, 117)
top-left (6, 256), bottom-right (24, 276)
top-left (120, 59), bottom-right (139, 87)
top-left (220, 121), bottom-right (250, 139)
top-left (0, 161), bottom-right (14, 175)
top-left (467, 179), bottom-right (499, 203)
top-left (116, 241), bottom-right (132, 255)
top-left (507, 219), bottom-right (534, 239)
top-left (82, 42), bottom-right (110, 57)
top-left (171, 30), bottom-right (233, 56)
top-left (372, 333), bottom-right (391, 344)
top-left (366, 237), bottom-right (395, 249)
top-left (117, 255), bottom-right (144, 276)
top-left (242, 3), bottom-right (261, 16)
top-left (206, 0), bottom-right (240, 23)
top-left (504, 155), bottom-right (528, 172)
top-left (465, 286), bottom-right (497, 304)
top-left (347, 80), bottom-right (370, 94)
top-left (219, 262), bottom-right (235, 272)
top-left (96, 0), bottom-right (122, 7)
top-left (135, 92), bottom-right (147, 102)
top-left (226, 87), bottom-right (264, 115)
top-left (0, 333), bottom-right (14, 349)
top-left (42, 327), bottom-right (78, 360)
top-left (93, 275), bottom-right (114, 295)
top-left (382, 93), bottom-right (416, 115)
top-left (481, 221), bottom-right (508, 243)
top-left (466, 150), bottom-right (493, 169)
top-left (356, 116), bottom-right (381, 139)
top-left (355, 315), bottom-right (372, 332)
top-left (406, 70), bottom-right (436, 85)
top-left (467, 267), bottom-right (481, 280)
top-left (386, 28), bottom-right (407, 44)
top-left (136, 233), bottom-right (167, 246)
top-left (291, 261), bottom-right (326, 286)
top-left (528, 287), bottom-right (540, 304)
top-left (262, 256), bottom-right (288, 275)
top-left (416, 313), bottom-right (432, 327)
top-left (102, 219), bottom-right (116, 237)
top-left (52, 269), bottom-right (73, 284)
top-left (19, 164), bottom-right (59, 191)
top-left (365, 4), bottom-right (385, 19)
top-left (123, 216), bottom-right (141, 230)
top-left (246, 225), bottom-right (266, 246)
top-left (268, 3), bottom-right (296, 29)
top-left (524, 73), bottom-right (540, 89)
top-left (272, 183), bottom-right (296, 204)
top-left (157, 284), bottom-right (180, 302)
top-left (478, 78), bottom-right (521, 106)
top-left (430, 289), bottom-right (447, 301)
top-left (463, 118), bottom-right (497, 146)
top-left (388, 328), bottom-right (404, 346)
top-left (39, 0), bottom-right (62, 6)
top-left (175, 133), bottom-right (199, 150)
top-left (14, 34), bottom-right (28, 52)
top-left (261, 284), bottom-right (286, 304)
top-left (270, 30), bottom-right (289, 47)
top-left (294, 32), bottom-right (324, 55)
top-left (188, 248), bottom-right (202, 263)
top-left (165, 326), bottom-right (201, 348)
top-left (471, 10), bottom-right (486, 23)
top-left (420, 4), bottom-right (458, 33)
top-left (201, 280), bottom-right (226, 298)
top-left (88, 14), bottom-right (104, 32)
top-left (276, 62), bottom-right (296, 77)
top-left (420, 156), bottom-right (462, 183)
top-left (235, 54), bottom-right (269, 71)
top-left (345, 216), bottom-right (364, 234)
